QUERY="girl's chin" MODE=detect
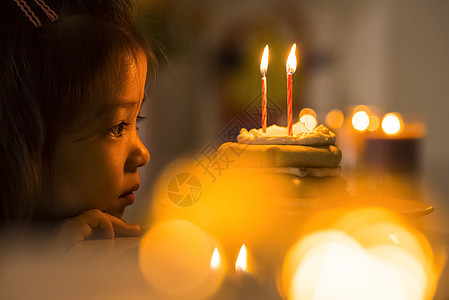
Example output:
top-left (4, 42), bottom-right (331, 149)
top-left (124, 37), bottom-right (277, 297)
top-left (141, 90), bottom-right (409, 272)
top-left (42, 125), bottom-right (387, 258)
top-left (106, 207), bottom-right (125, 219)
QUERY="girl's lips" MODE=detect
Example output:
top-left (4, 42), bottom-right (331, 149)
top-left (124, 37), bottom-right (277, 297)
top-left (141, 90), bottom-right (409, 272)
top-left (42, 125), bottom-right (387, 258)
top-left (119, 192), bottom-right (135, 206)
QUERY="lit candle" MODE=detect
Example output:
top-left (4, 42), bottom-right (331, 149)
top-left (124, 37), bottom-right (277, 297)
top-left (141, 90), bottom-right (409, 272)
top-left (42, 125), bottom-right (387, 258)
top-left (363, 112), bottom-right (426, 200)
top-left (207, 246), bottom-right (227, 298)
top-left (348, 105), bottom-right (371, 173)
top-left (260, 45), bottom-right (269, 133)
top-left (234, 244), bottom-right (263, 298)
top-left (286, 44), bottom-right (297, 136)
top-left (364, 112), bottom-right (424, 173)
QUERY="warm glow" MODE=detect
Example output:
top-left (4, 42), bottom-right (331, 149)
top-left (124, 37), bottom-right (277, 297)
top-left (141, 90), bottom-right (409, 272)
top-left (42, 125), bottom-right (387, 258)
top-left (235, 244), bottom-right (248, 272)
top-left (382, 113), bottom-right (403, 135)
top-left (286, 43), bottom-right (297, 74)
top-left (288, 232), bottom-right (425, 300)
top-left (210, 248), bottom-right (221, 269)
top-left (260, 45), bottom-right (269, 76)
top-left (352, 111), bottom-right (370, 132)
top-left (139, 219), bottom-right (225, 299)
top-left (299, 108), bottom-right (316, 119)
top-left (368, 114), bottom-right (380, 132)
top-left (325, 109), bottom-right (344, 129)
top-left (150, 157), bottom-right (279, 270)
top-left (353, 104), bottom-right (371, 114)
top-left (281, 207), bottom-right (438, 300)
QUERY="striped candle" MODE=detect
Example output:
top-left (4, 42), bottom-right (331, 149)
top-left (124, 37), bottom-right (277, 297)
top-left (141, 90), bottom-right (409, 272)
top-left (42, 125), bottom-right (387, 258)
top-left (286, 44), bottom-right (297, 136)
top-left (260, 45), bottom-right (269, 133)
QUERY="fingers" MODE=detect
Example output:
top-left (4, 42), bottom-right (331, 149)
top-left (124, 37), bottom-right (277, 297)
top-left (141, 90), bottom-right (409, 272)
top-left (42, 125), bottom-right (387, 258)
top-left (58, 209), bottom-right (114, 245)
top-left (73, 222), bottom-right (94, 243)
top-left (57, 210), bottom-right (141, 249)
top-left (81, 209), bottom-right (115, 239)
top-left (104, 213), bottom-right (142, 237)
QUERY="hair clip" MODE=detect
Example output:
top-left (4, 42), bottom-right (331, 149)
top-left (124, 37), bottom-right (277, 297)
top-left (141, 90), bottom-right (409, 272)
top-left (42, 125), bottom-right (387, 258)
top-left (13, 0), bottom-right (41, 27)
top-left (33, 0), bottom-right (58, 22)
top-left (13, 0), bottom-right (59, 28)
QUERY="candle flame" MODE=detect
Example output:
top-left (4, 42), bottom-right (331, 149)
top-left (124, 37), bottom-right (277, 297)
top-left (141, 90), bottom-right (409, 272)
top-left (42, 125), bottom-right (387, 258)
top-left (382, 113), bottom-right (403, 135)
top-left (260, 45), bottom-right (269, 76)
top-left (286, 43), bottom-right (297, 74)
top-left (210, 247), bottom-right (221, 269)
top-left (235, 244), bottom-right (248, 272)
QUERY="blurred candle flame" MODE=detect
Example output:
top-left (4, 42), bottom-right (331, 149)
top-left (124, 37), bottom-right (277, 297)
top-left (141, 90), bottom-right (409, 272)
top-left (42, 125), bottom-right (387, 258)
top-left (352, 111), bottom-right (370, 132)
top-left (139, 219), bottom-right (225, 298)
top-left (368, 114), bottom-right (380, 132)
top-left (260, 45), bottom-right (269, 76)
top-left (382, 113), bottom-right (403, 135)
top-left (286, 44), bottom-right (297, 74)
top-left (235, 244), bottom-right (248, 272)
top-left (281, 207), bottom-right (439, 300)
top-left (210, 247), bottom-right (221, 269)
top-left (325, 109), bottom-right (344, 129)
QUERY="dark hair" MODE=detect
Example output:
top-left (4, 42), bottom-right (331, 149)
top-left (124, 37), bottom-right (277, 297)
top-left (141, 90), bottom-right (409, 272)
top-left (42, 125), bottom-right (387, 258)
top-left (0, 0), bottom-right (157, 227)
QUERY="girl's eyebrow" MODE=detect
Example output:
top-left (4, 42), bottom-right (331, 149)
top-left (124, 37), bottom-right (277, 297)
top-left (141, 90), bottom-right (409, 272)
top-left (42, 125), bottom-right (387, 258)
top-left (115, 101), bottom-right (140, 109)
top-left (115, 94), bottom-right (146, 109)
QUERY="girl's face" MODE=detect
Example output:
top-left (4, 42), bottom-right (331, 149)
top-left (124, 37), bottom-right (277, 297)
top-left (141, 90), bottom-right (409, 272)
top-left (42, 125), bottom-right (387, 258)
top-left (49, 53), bottom-right (150, 219)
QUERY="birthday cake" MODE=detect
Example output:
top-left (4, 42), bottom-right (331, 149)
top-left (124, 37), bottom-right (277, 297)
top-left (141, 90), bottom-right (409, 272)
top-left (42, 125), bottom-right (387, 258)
top-left (217, 121), bottom-right (349, 211)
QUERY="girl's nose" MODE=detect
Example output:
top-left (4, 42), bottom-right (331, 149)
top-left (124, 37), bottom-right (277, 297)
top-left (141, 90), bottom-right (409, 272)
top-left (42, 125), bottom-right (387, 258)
top-left (125, 135), bottom-right (150, 173)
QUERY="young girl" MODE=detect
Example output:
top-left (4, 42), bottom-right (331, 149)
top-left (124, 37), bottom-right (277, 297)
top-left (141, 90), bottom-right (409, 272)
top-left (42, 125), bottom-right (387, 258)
top-left (0, 0), bottom-right (156, 246)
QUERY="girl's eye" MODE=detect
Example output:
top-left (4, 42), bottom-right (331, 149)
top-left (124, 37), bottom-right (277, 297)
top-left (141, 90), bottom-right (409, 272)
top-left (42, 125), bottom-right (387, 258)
top-left (107, 121), bottom-right (130, 138)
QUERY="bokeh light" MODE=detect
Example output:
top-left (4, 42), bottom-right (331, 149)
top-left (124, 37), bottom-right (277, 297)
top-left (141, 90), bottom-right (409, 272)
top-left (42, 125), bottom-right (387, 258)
top-left (352, 111), bottom-right (370, 132)
top-left (149, 157), bottom-right (282, 249)
top-left (281, 207), bottom-right (438, 300)
top-left (382, 113), bottom-right (404, 135)
top-left (325, 109), bottom-right (344, 129)
top-left (367, 114), bottom-right (380, 132)
top-left (139, 219), bottom-right (225, 299)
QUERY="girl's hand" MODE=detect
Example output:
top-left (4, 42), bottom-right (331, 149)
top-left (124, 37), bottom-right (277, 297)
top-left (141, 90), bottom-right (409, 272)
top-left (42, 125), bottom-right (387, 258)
top-left (56, 209), bottom-right (142, 247)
